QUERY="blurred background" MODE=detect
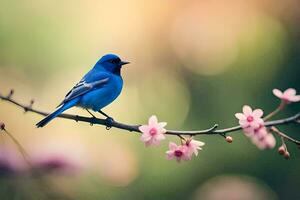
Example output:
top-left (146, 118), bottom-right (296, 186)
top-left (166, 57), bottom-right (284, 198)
top-left (0, 0), bottom-right (299, 199)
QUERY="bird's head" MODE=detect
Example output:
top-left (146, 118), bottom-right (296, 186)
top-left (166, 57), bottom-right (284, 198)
top-left (96, 54), bottom-right (129, 75)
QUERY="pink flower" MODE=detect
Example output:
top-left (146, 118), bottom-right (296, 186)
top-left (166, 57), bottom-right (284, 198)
top-left (273, 88), bottom-right (300, 103)
top-left (235, 105), bottom-right (264, 129)
top-left (244, 125), bottom-right (276, 150)
top-left (166, 142), bottom-right (190, 162)
top-left (29, 138), bottom-right (87, 176)
top-left (244, 125), bottom-right (268, 139)
top-left (139, 115), bottom-right (167, 147)
top-left (251, 133), bottom-right (276, 150)
top-left (185, 139), bottom-right (205, 157)
top-left (235, 106), bottom-right (276, 150)
top-left (34, 155), bottom-right (80, 175)
top-left (263, 134), bottom-right (276, 149)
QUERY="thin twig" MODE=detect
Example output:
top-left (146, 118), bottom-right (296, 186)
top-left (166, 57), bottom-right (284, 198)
top-left (280, 136), bottom-right (287, 150)
top-left (270, 126), bottom-right (300, 146)
top-left (263, 101), bottom-right (285, 121)
top-left (3, 129), bottom-right (32, 166)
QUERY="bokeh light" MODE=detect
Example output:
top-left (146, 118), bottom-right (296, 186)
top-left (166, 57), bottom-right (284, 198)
top-left (193, 175), bottom-right (278, 200)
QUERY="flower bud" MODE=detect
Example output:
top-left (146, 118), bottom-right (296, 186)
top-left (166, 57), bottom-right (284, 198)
top-left (284, 151), bottom-right (290, 159)
top-left (9, 89), bottom-right (14, 96)
top-left (278, 146), bottom-right (285, 155)
top-left (30, 99), bottom-right (35, 105)
top-left (225, 136), bottom-right (233, 143)
top-left (0, 122), bottom-right (5, 130)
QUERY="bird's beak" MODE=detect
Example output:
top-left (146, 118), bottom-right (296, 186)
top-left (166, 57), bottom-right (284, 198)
top-left (120, 61), bottom-right (130, 66)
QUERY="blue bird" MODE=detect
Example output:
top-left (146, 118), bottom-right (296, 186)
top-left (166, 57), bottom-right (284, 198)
top-left (36, 54), bottom-right (129, 127)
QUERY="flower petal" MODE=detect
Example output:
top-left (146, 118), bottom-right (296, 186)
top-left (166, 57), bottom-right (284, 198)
top-left (244, 126), bottom-right (254, 133)
top-left (243, 105), bottom-right (252, 115)
top-left (251, 121), bottom-right (261, 129)
top-left (166, 152), bottom-right (174, 160)
top-left (169, 142), bottom-right (178, 151)
top-left (251, 137), bottom-right (266, 150)
top-left (284, 88), bottom-right (296, 96)
top-left (139, 125), bottom-right (150, 134)
top-left (191, 140), bottom-right (205, 147)
top-left (155, 133), bottom-right (166, 140)
top-left (289, 95), bottom-right (300, 102)
top-left (140, 133), bottom-right (151, 142)
top-left (253, 109), bottom-right (263, 118)
top-left (145, 140), bottom-right (153, 147)
top-left (235, 113), bottom-right (246, 120)
top-left (272, 89), bottom-right (283, 98)
top-left (239, 119), bottom-right (249, 127)
top-left (157, 127), bottom-right (167, 135)
top-left (158, 122), bottom-right (167, 128)
top-left (150, 138), bottom-right (161, 146)
top-left (264, 134), bottom-right (276, 148)
top-left (257, 118), bottom-right (264, 125)
top-left (148, 115), bottom-right (158, 126)
top-left (256, 128), bottom-right (268, 139)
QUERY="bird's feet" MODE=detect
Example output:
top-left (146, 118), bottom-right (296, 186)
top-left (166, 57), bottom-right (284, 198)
top-left (105, 117), bottom-right (114, 130)
top-left (98, 110), bottom-right (114, 130)
top-left (86, 109), bottom-right (98, 126)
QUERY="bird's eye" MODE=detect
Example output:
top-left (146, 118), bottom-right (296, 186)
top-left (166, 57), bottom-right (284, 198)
top-left (111, 59), bottom-right (120, 64)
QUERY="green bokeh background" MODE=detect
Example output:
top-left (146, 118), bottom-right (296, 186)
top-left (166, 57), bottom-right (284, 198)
top-left (0, 1), bottom-right (299, 200)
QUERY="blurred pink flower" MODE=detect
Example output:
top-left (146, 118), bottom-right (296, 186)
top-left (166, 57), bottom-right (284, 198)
top-left (29, 138), bottom-right (88, 176)
top-left (185, 139), bottom-right (205, 157)
top-left (273, 88), bottom-right (300, 103)
top-left (244, 125), bottom-right (276, 150)
top-left (251, 133), bottom-right (276, 150)
top-left (166, 142), bottom-right (190, 162)
top-left (263, 134), bottom-right (276, 149)
top-left (235, 105), bottom-right (264, 129)
top-left (0, 146), bottom-right (27, 176)
top-left (139, 115), bottom-right (166, 146)
top-left (34, 155), bottom-right (80, 175)
top-left (244, 125), bottom-right (267, 139)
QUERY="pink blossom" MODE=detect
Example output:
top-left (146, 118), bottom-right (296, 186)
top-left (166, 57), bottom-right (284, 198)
top-left (185, 139), bottom-right (205, 157)
top-left (244, 125), bottom-right (276, 150)
top-left (244, 125), bottom-right (268, 139)
top-left (29, 138), bottom-right (87, 175)
top-left (244, 126), bottom-right (276, 150)
top-left (235, 105), bottom-right (264, 129)
top-left (139, 115), bottom-right (167, 146)
top-left (273, 88), bottom-right (300, 103)
top-left (34, 155), bottom-right (80, 175)
top-left (263, 134), bottom-right (276, 149)
top-left (251, 133), bottom-right (276, 150)
top-left (235, 106), bottom-right (276, 150)
top-left (166, 142), bottom-right (190, 162)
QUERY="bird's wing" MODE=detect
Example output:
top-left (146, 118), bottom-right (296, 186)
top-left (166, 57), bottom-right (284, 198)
top-left (57, 76), bottom-right (110, 107)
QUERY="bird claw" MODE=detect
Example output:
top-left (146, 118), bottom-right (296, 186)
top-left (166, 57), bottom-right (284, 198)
top-left (105, 117), bottom-right (114, 130)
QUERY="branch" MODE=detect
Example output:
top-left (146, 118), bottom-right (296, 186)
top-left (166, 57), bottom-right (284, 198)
top-left (270, 126), bottom-right (300, 145)
top-left (1, 91), bottom-right (299, 140)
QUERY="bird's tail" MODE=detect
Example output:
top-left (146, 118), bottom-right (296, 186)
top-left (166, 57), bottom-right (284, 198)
top-left (36, 101), bottom-right (76, 128)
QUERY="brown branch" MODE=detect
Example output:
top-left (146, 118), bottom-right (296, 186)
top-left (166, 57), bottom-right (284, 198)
top-left (263, 101), bottom-right (285, 121)
top-left (270, 126), bottom-right (300, 146)
top-left (1, 91), bottom-right (299, 141)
